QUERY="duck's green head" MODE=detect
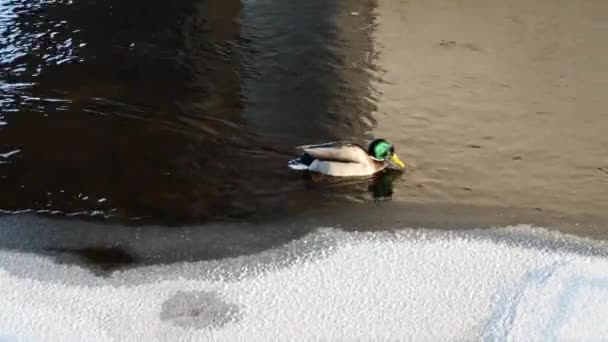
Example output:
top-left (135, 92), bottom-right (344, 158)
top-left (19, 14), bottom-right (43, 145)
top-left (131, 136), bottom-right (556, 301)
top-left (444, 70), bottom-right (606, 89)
top-left (368, 138), bottom-right (405, 168)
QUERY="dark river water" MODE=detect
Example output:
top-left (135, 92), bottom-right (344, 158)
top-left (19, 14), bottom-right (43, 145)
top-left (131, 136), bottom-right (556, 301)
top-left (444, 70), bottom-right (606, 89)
top-left (0, 0), bottom-right (388, 224)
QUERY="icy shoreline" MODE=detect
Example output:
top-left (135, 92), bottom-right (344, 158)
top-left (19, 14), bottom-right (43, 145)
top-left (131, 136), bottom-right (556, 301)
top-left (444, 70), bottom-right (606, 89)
top-left (0, 224), bottom-right (606, 341)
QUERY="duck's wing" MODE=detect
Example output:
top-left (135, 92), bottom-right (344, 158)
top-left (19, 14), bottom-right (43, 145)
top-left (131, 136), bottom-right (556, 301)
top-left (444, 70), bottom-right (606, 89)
top-left (297, 142), bottom-right (369, 163)
top-left (308, 159), bottom-right (379, 176)
top-left (296, 141), bottom-right (342, 150)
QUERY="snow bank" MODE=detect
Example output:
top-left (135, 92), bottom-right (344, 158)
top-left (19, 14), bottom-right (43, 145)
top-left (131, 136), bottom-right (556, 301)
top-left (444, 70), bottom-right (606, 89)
top-left (0, 225), bottom-right (606, 341)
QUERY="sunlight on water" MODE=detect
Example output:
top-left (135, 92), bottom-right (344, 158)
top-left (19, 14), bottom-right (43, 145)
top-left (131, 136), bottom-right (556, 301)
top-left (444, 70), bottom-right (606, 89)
top-left (370, 0), bottom-right (608, 221)
top-left (0, 0), bottom-right (84, 75)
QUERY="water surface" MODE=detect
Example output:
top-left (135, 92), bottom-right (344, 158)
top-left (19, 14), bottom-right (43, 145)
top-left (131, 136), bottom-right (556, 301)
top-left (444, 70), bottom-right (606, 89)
top-left (1, 0), bottom-right (607, 236)
top-left (0, 0), bottom-right (380, 223)
top-left (371, 0), bottom-right (608, 224)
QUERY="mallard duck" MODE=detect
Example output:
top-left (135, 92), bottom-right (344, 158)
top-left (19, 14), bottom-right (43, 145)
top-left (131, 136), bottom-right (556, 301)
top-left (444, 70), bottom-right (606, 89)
top-left (288, 138), bottom-right (405, 176)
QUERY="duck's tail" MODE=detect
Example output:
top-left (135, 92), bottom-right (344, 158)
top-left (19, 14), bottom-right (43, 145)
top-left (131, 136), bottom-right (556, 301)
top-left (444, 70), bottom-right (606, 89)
top-left (287, 153), bottom-right (315, 171)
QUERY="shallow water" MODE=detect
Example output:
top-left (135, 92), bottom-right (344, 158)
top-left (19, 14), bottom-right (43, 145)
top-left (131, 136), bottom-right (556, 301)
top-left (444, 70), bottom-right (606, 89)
top-left (372, 0), bottom-right (608, 223)
top-left (0, 0), bottom-right (607, 235)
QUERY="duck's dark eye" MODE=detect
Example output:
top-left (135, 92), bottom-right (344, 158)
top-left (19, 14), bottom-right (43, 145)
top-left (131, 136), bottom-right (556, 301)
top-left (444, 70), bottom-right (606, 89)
top-left (390, 146), bottom-right (395, 154)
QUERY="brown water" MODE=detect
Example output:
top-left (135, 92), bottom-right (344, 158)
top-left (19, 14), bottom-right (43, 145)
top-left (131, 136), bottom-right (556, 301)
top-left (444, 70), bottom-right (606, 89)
top-left (0, 0), bottom-right (607, 238)
top-left (371, 0), bottom-right (608, 222)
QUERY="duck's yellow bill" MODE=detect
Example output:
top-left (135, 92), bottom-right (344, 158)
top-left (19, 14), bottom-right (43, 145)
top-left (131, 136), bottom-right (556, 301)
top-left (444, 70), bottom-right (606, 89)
top-left (390, 154), bottom-right (405, 168)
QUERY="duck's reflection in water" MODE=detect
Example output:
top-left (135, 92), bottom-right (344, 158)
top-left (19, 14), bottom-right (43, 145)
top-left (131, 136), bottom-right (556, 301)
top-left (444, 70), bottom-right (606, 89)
top-left (298, 168), bottom-right (403, 203)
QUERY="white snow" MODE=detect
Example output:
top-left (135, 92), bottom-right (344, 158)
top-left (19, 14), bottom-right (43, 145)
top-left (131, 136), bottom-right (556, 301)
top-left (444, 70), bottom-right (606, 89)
top-left (0, 224), bottom-right (607, 341)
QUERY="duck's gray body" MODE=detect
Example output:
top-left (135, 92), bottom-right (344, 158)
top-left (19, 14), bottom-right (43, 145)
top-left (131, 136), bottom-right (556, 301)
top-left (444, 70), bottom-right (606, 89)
top-left (288, 141), bottom-right (388, 177)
